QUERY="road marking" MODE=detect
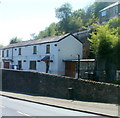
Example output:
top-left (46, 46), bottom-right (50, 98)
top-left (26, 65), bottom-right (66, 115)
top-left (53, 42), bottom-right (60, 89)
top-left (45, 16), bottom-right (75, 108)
top-left (0, 105), bottom-right (5, 108)
top-left (17, 111), bottom-right (30, 116)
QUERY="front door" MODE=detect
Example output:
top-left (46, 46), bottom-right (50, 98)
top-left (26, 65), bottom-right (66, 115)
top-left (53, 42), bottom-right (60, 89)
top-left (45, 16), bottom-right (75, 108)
top-left (4, 62), bottom-right (10, 69)
top-left (65, 61), bottom-right (76, 77)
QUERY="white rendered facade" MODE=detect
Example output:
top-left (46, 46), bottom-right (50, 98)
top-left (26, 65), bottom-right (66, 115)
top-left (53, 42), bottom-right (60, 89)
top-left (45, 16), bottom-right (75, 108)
top-left (2, 34), bottom-right (83, 75)
top-left (0, 49), bottom-right (2, 68)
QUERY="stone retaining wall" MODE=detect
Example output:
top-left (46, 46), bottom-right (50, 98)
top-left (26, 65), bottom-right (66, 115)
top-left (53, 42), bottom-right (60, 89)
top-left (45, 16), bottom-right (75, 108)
top-left (1, 69), bottom-right (120, 104)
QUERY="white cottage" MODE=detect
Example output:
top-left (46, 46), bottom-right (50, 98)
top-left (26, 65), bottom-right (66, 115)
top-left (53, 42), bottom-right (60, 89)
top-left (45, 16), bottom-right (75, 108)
top-left (0, 49), bottom-right (2, 68)
top-left (1, 33), bottom-right (83, 76)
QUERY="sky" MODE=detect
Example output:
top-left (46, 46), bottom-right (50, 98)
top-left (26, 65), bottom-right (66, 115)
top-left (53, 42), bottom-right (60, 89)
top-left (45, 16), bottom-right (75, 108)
top-left (0, 0), bottom-right (94, 46)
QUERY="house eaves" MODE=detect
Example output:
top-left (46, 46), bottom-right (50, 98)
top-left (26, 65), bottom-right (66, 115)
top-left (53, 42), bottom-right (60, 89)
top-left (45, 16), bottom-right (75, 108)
top-left (99, 1), bottom-right (120, 12)
top-left (2, 33), bottom-right (71, 49)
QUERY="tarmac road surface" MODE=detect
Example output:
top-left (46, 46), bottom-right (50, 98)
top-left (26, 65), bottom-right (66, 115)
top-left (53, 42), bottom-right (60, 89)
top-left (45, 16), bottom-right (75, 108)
top-left (0, 96), bottom-right (108, 117)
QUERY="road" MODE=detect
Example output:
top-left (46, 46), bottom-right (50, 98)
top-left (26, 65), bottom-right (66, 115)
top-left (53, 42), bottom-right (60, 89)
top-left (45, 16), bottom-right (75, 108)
top-left (0, 96), bottom-right (108, 117)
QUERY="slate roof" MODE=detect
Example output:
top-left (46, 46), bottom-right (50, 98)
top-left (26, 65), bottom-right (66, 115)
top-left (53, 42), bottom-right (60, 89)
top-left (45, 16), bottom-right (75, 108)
top-left (2, 33), bottom-right (73, 49)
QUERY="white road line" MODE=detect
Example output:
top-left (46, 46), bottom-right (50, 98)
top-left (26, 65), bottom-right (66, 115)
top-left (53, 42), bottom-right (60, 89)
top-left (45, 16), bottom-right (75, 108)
top-left (17, 111), bottom-right (30, 116)
top-left (0, 105), bottom-right (5, 108)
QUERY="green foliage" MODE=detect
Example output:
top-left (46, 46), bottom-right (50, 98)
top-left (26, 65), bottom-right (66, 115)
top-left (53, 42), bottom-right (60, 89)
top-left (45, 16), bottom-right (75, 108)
top-left (47, 23), bottom-right (57, 36)
top-left (107, 17), bottom-right (120, 66)
top-left (35, 23), bottom-right (60, 39)
top-left (88, 18), bottom-right (119, 82)
top-left (67, 15), bottom-right (83, 32)
top-left (108, 17), bottom-right (120, 29)
top-left (10, 37), bottom-right (22, 44)
top-left (35, 31), bottom-right (47, 39)
top-left (35, 2), bottom-right (114, 39)
top-left (55, 3), bottom-right (73, 33)
top-left (55, 3), bottom-right (72, 20)
top-left (88, 24), bottom-right (118, 60)
top-left (114, 40), bottom-right (120, 67)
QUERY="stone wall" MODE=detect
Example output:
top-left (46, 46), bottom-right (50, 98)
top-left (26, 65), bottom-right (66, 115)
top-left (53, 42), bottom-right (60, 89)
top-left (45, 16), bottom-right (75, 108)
top-left (1, 69), bottom-right (120, 104)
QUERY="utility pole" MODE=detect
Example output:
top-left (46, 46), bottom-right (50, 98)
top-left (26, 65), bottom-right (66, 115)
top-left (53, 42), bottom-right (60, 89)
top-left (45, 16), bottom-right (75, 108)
top-left (77, 54), bottom-right (80, 79)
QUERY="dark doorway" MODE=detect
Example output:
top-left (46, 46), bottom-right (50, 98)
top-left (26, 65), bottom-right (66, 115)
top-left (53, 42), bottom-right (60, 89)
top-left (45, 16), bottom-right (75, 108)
top-left (4, 62), bottom-right (10, 69)
top-left (18, 60), bottom-right (22, 70)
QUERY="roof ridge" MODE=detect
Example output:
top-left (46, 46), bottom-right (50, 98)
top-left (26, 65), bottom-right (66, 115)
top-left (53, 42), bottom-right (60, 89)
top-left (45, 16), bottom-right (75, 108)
top-left (2, 33), bottom-right (70, 49)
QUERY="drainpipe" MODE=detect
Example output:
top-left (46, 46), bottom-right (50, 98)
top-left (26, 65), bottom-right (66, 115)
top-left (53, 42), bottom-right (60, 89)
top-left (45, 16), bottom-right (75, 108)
top-left (77, 54), bottom-right (80, 79)
top-left (12, 48), bottom-right (13, 65)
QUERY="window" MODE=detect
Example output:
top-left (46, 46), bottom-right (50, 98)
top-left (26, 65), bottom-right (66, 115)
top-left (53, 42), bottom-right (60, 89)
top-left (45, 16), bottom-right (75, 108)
top-left (6, 50), bottom-right (9, 57)
top-left (30, 61), bottom-right (36, 70)
top-left (101, 11), bottom-right (106, 16)
top-left (18, 48), bottom-right (21, 55)
top-left (46, 45), bottom-right (50, 54)
top-left (33, 46), bottom-right (37, 54)
top-left (2, 50), bottom-right (4, 57)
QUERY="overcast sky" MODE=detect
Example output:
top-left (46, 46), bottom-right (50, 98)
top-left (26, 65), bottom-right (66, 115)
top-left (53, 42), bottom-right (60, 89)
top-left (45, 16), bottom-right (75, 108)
top-left (0, 0), bottom-right (94, 46)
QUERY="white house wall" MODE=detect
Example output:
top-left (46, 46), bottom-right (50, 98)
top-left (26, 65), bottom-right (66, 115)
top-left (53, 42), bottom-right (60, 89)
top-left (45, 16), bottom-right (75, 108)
top-left (2, 34), bottom-right (83, 76)
top-left (2, 42), bottom-right (59, 74)
top-left (0, 49), bottom-right (2, 68)
top-left (2, 48), bottom-right (13, 68)
top-left (58, 35), bottom-right (83, 75)
top-left (3, 48), bottom-right (13, 60)
top-left (49, 43), bottom-right (59, 74)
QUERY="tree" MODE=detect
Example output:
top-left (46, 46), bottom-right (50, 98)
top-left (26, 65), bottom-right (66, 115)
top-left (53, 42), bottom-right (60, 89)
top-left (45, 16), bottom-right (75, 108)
top-left (35, 2), bottom-right (114, 39)
top-left (108, 17), bottom-right (120, 68)
top-left (10, 37), bottom-right (22, 44)
top-left (46, 23), bottom-right (57, 36)
top-left (55, 3), bottom-right (72, 33)
top-left (55, 3), bottom-right (72, 20)
top-left (70, 9), bottom-right (86, 31)
top-left (35, 23), bottom-right (59, 39)
top-left (67, 14), bottom-right (83, 32)
top-left (108, 17), bottom-right (120, 29)
top-left (88, 23), bottom-right (119, 82)
top-left (114, 39), bottom-right (120, 68)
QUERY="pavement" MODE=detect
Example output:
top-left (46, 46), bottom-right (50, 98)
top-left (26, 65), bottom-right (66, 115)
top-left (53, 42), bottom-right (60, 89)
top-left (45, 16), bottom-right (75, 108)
top-left (1, 96), bottom-right (100, 116)
top-left (0, 91), bottom-right (119, 118)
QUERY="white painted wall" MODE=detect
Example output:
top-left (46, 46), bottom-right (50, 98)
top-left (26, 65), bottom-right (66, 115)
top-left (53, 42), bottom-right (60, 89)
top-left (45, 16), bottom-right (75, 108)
top-left (2, 42), bottom-right (59, 74)
top-left (1, 48), bottom-right (13, 68)
top-left (2, 34), bottom-right (83, 75)
top-left (58, 35), bottom-right (83, 75)
top-left (0, 49), bottom-right (2, 68)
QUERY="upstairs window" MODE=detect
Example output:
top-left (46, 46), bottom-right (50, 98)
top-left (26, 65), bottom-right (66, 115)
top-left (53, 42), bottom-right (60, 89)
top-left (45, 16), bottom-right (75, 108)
top-left (18, 48), bottom-right (21, 55)
top-left (46, 45), bottom-right (50, 54)
top-left (6, 50), bottom-right (9, 57)
top-left (101, 11), bottom-right (106, 16)
top-left (30, 61), bottom-right (36, 70)
top-left (2, 50), bottom-right (4, 57)
top-left (33, 46), bottom-right (37, 54)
